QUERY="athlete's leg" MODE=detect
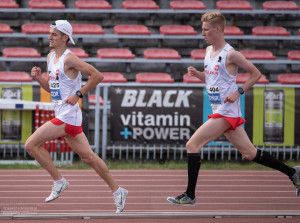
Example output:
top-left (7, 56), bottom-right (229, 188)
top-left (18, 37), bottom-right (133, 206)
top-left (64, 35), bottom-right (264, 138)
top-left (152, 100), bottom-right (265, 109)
top-left (25, 121), bottom-right (67, 180)
top-left (186, 118), bottom-right (231, 153)
top-left (181, 118), bottom-right (231, 202)
top-left (65, 133), bottom-right (119, 192)
top-left (225, 126), bottom-right (295, 178)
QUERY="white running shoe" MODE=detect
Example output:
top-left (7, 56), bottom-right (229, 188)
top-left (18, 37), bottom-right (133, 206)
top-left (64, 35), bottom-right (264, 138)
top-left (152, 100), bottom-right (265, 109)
top-left (113, 188), bottom-right (128, 213)
top-left (45, 179), bottom-right (69, 202)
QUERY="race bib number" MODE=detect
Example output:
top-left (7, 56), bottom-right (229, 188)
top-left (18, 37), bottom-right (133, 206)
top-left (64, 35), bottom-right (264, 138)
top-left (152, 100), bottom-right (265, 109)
top-left (206, 85), bottom-right (221, 111)
top-left (49, 80), bottom-right (62, 104)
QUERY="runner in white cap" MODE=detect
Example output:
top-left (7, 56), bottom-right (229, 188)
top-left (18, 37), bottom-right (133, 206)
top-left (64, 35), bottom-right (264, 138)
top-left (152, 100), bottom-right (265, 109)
top-left (26, 20), bottom-right (128, 213)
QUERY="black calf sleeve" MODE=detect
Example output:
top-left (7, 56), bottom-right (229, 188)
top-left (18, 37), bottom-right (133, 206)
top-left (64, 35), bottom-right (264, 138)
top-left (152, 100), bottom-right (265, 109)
top-left (252, 149), bottom-right (295, 179)
top-left (185, 153), bottom-right (201, 199)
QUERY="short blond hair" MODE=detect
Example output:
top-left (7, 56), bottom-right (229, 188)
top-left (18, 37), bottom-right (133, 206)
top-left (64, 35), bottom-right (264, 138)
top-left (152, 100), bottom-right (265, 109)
top-left (201, 11), bottom-right (226, 32)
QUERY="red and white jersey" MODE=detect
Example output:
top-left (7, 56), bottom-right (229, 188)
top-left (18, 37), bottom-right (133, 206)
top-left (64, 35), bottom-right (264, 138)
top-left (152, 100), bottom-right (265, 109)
top-left (204, 44), bottom-right (242, 117)
top-left (48, 49), bottom-right (82, 126)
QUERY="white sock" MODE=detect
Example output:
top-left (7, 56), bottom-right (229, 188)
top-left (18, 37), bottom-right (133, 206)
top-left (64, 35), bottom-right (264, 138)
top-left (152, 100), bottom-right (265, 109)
top-left (55, 177), bottom-right (65, 184)
top-left (113, 187), bottom-right (121, 196)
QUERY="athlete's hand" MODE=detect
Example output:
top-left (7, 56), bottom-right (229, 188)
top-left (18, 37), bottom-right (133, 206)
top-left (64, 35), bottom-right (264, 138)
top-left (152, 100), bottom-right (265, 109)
top-left (65, 94), bottom-right (79, 106)
top-left (224, 91), bottom-right (240, 103)
top-left (31, 66), bottom-right (41, 80)
top-left (187, 66), bottom-right (198, 76)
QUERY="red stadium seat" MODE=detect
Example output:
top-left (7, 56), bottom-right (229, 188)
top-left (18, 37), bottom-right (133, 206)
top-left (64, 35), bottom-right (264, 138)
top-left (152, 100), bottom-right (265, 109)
top-left (144, 49), bottom-right (181, 59)
top-left (69, 48), bottom-right (89, 58)
top-left (252, 26), bottom-right (290, 36)
top-left (97, 49), bottom-right (135, 59)
top-left (122, 0), bottom-right (159, 9)
top-left (89, 72), bottom-right (127, 106)
top-left (170, 1), bottom-right (206, 10)
top-left (183, 73), bottom-right (204, 83)
top-left (72, 24), bottom-right (105, 34)
top-left (0, 0), bottom-right (19, 8)
top-left (3, 48), bottom-right (41, 58)
top-left (216, 1), bottom-right (253, 10)
top-left (21, 24), bottom-right (49, 34)
top-left (114, 25), bottom-right (151, 35)
top-left (136, 73), bottom-right (174, 83)
top-left (101, 72), bottom-right (127, 83)
top-left (224, 26), bottom-right (244, 35)
top-left (75, 0), bottom-right (112, 9)
top-left (236, 73), bottom-right (269, 84)
top-left (190, 49), bottom-right (206, 59)
top-left (0, 24), bottom-right (13, 33)
top-left (0, 71), bottom-right (32, 82)
top-left (28, 0), bottom-right (65, 9)
top-left (160, 25), bottom-right (197, 35)
top-left (277, 74), bottom-right (300, 84)
top-left (287, 51), bottom-right (300, 60)
top-left (89, 94), bottom-right (104, 106)
top-left (241, 50), bottom-right (276, 60)
top-left (263, 1), bottom-right (299, 10)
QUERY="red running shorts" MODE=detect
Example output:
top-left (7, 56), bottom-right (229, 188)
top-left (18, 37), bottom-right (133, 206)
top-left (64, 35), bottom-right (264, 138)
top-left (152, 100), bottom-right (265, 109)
top-left (50, 118), bottom-right (83, 137)
top-left (208, 113), bottom-right (245, 132)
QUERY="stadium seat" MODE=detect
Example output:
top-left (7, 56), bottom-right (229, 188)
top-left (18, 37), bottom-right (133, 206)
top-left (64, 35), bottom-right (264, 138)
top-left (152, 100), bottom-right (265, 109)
top-left (72, 24), bottom-right (105, 34)
top-left (3, 48), bottom-right (41, 58)
top-left (252, 26), bottom-right (290, 36)
top-left (101, 72), bottom-right (127, 83)
top-left (263, 1), bottom-right (299, 10)
top-left (0, 71), bottom-right (32, 82)
top-left (21, 24), bottom-right (49, 34)
top-left (69, 48), bottom-right (89, 58)
top-left (216, 1), bottom-right (253, 10)
top-left (143, 49), bottom-right (181, 59)
top-left (136, 73), bottom-right (174, 83)
top-left (287, 51), bottom-right (300, 60)
top-left (190, 49), bottom-right (206, 59)
top-left (89, 94), bottom-right (104, 106)
top-left (89, 72), bottom-right (127, 106)
top-left (75, 0), bottom-right (112, 9)
top-left (169, 1), bottom-right (206, 10)
top-left (277, 73), bottom-right (300, 84)
top-left (236, 73), bottom-right (269, 84)
top-left (224, 26), bottom-right (244, 35)
top-left (0, 24), bottom-right (13, 33)
top-left (0, 0), bottom-right (19, 8)
top-left (122, 0), bottom-right (159, 9)
top-left (241, 50), bottom-right (276, 60)
top-left (159, 25), bottom-right (197, 35)
top-left (114, 25), bottom-right (151, 35)
top-left (183, 73), bottom-right (204, 83)
top-left (97, 49), bottom-right (135, 59)
top-left (28, 0), bottom-right (65, 9)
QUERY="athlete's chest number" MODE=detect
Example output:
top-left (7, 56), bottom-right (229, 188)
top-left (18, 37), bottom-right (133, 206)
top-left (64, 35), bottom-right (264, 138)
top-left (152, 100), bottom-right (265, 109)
top-left (209, 86), bottom-right (219, 93)
top-left (50, 82), bottom-right (59, 88)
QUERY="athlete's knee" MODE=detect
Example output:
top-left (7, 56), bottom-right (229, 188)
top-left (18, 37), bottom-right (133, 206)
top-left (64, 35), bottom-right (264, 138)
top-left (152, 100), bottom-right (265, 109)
top-left (186, 140), bottom-right (200, 153)
top-left (241, 149), bottom-right (257, 161)
top-left (80, 153), bottom-right (97, 165)
top-left (24, 137), bottom-right (39, 155)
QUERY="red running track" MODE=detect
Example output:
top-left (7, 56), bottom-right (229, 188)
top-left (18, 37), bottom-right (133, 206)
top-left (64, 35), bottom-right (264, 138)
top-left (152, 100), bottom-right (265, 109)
top-left (0, 169), bottom-right (299, 222)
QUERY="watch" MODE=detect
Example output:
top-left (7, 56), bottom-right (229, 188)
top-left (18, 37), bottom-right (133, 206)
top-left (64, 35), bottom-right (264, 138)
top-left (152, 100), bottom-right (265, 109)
top-left (237, 87), bottom-right (244, 95)
top-left (76, 90), bottom-right (83, 98)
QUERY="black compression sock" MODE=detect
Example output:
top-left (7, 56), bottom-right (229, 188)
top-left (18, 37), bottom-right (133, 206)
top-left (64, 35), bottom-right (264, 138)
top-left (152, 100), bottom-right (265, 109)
top-left (252, 149), bottom-right (295, 179)
top-left (185, 153), bottom-right (201, 199)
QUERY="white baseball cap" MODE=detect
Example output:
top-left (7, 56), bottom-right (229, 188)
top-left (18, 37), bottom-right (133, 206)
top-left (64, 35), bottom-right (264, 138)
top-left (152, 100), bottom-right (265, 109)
top-left (50, 20), bottom-right (75, 45)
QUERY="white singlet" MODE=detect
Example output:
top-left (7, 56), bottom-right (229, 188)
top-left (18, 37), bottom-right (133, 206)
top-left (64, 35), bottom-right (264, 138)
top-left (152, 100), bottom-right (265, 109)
top-left (204, 44), bottom-right (242, 118)
top-left (48, 49), bottom-right (82, 126)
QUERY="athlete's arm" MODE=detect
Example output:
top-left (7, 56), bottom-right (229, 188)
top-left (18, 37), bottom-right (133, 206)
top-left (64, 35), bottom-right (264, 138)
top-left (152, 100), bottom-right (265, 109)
top-left (224, 50), bottom-right (261, 103)
top-left (31, 54), bottom-right (51, 93)
top-left (187, 66), bottom-right (205, 82)
top-left (64, 53), bottom-right (103, 105)
top-left (187, 46), bottom-right (211, 82)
